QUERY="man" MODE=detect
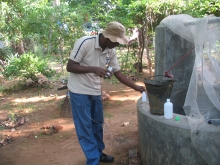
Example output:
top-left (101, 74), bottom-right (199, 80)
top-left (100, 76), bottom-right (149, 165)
top-left (66, 21), bottom-right (145, 165)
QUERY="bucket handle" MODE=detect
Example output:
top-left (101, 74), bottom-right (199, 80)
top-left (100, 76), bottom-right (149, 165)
top-left (145, 75), bottom-right (175, 81)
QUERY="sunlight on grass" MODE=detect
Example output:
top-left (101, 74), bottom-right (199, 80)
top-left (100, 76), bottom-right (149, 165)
top-left (108, 82), bottom-right (144, 101)
top-left (109, 93), bottom-right (141, 101)
top-left (0, 103), bottom-right (12, 109)
top-left (0, 85), bottom-right (4, 93)
top-left (105, 113), bottom-right (113, 118)
top-left (17, 103), bottom-right (37, 113)
top-left (110, 97), bottom-right (137, 101)
top-left (13, 95), bottom-right (66, 103)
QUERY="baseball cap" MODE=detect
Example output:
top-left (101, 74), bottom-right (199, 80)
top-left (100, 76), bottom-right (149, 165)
top-left (102, 21), bottom-right (129, 45)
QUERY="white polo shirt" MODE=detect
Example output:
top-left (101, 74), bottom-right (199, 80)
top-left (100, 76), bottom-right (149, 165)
top-left (67, 34), bottom-right (120, 95)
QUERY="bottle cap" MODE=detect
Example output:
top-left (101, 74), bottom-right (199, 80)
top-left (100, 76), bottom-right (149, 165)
top-left (175, 116), bottom-right (180, 121)
top-left (167, 99), bottom-right (170, 102)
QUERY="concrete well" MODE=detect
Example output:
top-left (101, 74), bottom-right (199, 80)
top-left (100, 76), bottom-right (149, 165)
top-left (137, 98), bottom-right (220, 165)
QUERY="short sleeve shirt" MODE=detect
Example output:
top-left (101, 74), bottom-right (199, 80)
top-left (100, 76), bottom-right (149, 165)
top-left (67, 34), bottom-right (120, 95)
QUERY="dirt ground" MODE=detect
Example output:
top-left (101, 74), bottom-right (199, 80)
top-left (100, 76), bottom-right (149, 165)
top-left (0, 69), bottom-right (150, 165)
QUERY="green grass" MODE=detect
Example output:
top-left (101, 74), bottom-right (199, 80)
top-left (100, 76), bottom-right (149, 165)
top-left (0, 85), bottom-right (5, 92)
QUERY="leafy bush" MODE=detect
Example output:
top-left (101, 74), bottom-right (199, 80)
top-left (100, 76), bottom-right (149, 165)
top-left (3, 53), bottom-right (56, 83)
top-left (117, 49), bottom-right (138, 74)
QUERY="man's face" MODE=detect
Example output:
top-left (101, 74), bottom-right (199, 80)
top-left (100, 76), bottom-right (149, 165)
top-left (106, 38), bottom-right (119, 49)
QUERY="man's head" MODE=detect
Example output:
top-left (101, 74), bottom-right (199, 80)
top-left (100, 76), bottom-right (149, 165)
top-left (103, 38), bottom-right (119, 49)
top-left (102, 22), bottom-right (129, 45)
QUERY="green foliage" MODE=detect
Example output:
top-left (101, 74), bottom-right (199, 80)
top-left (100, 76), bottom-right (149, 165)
top-left (184, 0), bottom-right (220, 17)
top-left (106, 0), bottom-right (220, 33)
top-left (0, 47), bottom-right (15, 61)
top-left (1, 0), bottom-right (220, 81)
top-left (0, 1), bottom-right (85, 62)
top-left (8, 112), bottom-right (17, 122)
top-left (66, 0), bottom-right (92, 7)
top-left (2, 53), bottom-right (56, 83)
top-left (117, 48), bottom-right (137, 74)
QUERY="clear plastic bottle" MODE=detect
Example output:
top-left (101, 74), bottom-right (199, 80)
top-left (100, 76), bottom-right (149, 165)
top-left (164, 99), bottom-right (173, 119)
top-left (142, 92), bottom-right (147, 102)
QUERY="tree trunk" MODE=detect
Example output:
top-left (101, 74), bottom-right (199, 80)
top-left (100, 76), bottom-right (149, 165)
top-left (144, 14), bottom-right (153, 76)
top-left (137, 28), bottom-right (143, 73)
top-left (53, 0), bottom-right (60, 7)
top-left (12, 40), bottom-right (25, 55)
top-left (18, 40), bottom-right (25, 55)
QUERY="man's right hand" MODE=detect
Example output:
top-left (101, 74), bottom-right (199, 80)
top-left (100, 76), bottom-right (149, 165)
top-left (66, 59), bottom-right (110, 78)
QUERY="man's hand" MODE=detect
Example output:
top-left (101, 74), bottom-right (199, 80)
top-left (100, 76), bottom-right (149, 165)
top-left (133, 85), bottom-right (145, 93)
top-left (66, 59), bottom-right (111, 78)
top-left (104, 67), bottom-right (114, 79)
top-left (93, 67), bottom-right (114, 79)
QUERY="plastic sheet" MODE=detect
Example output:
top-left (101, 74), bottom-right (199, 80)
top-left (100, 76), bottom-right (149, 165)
top-left (161, 14), bottom-right (220, 165)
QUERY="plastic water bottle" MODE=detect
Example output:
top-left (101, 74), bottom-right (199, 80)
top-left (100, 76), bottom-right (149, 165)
top-left (142, 92), bottom-right (147, 102)
top-left (164, 99), bottom-right (173, 119)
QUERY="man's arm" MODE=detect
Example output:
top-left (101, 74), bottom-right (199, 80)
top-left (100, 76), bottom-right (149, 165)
top-left (114, 70), bottom-right (145, 93)
top-left (66, 59), bottom-right (108, 78)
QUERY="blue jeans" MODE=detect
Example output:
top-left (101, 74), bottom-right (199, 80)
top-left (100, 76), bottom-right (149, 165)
top-left (69, 91), bottom-right (105, 165)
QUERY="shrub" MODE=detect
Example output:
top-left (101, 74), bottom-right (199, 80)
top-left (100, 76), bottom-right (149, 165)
top-left (3, 53), bottom-right (56, 83)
